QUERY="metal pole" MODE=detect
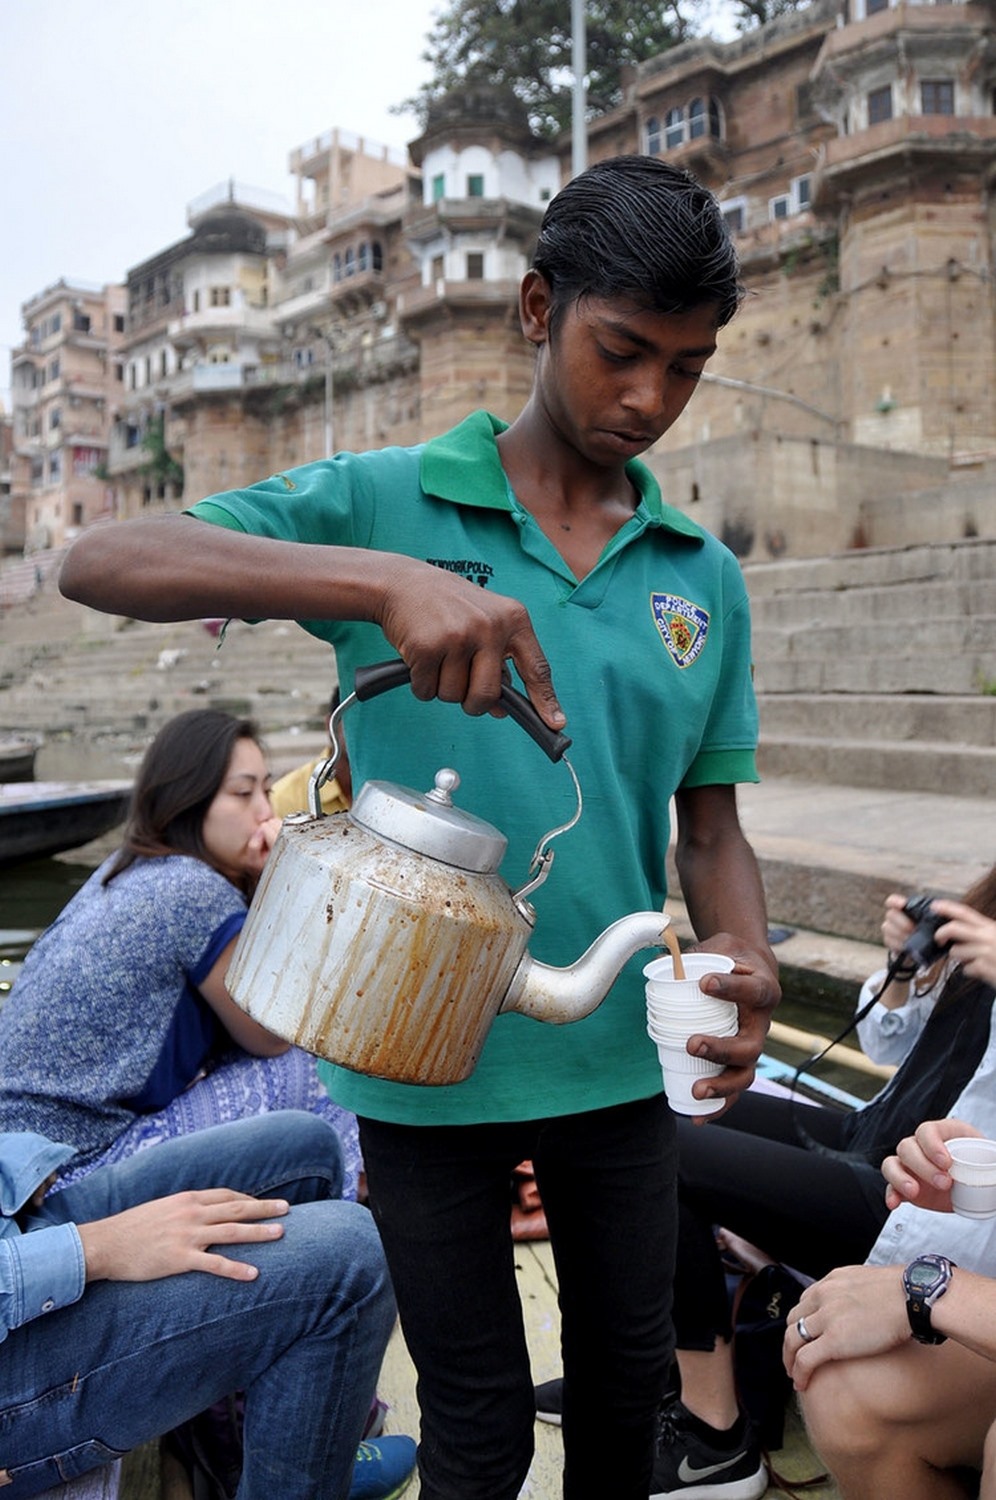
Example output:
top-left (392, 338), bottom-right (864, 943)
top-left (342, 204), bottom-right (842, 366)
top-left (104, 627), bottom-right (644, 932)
top-left (323, 336), bottom-right (333, 457)
top-left (571, 0), bottom-right (587, 179)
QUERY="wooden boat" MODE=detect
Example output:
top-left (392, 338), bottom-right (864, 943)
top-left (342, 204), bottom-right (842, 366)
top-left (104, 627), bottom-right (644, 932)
top-left (0, 780), bottom-right (131, 867)
top-left (0, 734), bottom-right (41, 783)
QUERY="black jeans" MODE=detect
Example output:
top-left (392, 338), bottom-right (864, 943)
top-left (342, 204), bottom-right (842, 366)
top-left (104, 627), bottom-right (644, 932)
top-left (359, 1093), bottom-right (677, 1500)
top-left (674, 1090), bottom-right (891, 1351)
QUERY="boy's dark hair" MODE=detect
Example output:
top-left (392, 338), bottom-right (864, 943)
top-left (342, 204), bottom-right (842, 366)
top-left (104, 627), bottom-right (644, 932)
top-left (532, 154), bottom-right (743, 332)
top-left (103, 708), bottom-right (262, 890)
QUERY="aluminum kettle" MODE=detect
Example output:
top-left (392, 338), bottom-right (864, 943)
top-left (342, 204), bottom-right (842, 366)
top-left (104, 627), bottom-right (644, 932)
top-left (227, 659), bottom-right (668, 1085)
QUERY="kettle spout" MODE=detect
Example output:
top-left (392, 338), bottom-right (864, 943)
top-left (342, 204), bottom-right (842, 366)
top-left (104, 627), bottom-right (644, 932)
top-left (500, 912), bottom-right (670, 1025)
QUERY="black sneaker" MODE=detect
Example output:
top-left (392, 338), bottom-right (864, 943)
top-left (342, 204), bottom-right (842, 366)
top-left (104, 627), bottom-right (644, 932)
top-left (650, 1397), bottom-right (767, 1499)
top-left (534, 1377), bottom-right (564, 1426)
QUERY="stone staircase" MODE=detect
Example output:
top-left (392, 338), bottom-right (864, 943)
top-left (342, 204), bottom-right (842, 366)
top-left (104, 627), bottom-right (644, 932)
top-left (745, 536), bottom-right (996, 797)
top-left (0, 589), bottom-right (335, 780)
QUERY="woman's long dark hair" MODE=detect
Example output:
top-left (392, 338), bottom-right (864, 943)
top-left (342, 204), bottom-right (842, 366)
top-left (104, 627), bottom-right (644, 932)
top-left (103, 709), bottom-right (263, 893)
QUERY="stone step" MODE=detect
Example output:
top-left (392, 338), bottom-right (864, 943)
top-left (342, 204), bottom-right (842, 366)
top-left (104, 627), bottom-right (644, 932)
top-left (757, 692), bottom-right (996, 746)
top-left (743, 536), bottom-right (996, 596)
top-left (754, 650), bottom-right (993, 695)
top-left (757, 735), bottom-right (996, 797)
top-left (748, 577), bottom-right (996, 628)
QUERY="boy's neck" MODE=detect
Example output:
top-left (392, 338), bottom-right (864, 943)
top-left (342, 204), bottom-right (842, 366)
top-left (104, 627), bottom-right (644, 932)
top-left (496, 410), bottom-right (641, 581)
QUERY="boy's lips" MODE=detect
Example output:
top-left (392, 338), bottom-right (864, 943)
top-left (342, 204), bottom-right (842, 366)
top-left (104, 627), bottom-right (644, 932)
top-left (601, 426), bottom-right (655, 452)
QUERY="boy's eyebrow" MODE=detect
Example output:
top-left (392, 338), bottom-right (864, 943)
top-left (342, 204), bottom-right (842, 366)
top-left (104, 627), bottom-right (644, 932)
top-left (597, 314), bottom-right (716, 359)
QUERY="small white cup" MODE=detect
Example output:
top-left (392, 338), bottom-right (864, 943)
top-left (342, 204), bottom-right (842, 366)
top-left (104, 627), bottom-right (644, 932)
top-left (947, 1137), bottom-right (996, 1219)
top-left (655, 1055), bottom-right (726, 1116)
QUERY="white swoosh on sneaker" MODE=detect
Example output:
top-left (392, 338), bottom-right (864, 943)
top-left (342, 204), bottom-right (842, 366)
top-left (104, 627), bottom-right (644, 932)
top-left (677, 1451), bottom-right (746, 1482)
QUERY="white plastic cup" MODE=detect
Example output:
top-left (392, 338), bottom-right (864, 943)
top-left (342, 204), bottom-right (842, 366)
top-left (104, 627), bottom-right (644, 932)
top-left (947, 1137), bottom-right (996, 1219)
top-left (654, 1046), bottom-right (726, 1116)
top-left (644, 953), bottom-right (737, 1117)
top-left (644, 952), bottom-right (736, 988)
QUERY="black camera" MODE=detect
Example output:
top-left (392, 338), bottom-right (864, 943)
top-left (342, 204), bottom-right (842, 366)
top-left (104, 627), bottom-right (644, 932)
top-left (899, 894), bottom-right (952, 970)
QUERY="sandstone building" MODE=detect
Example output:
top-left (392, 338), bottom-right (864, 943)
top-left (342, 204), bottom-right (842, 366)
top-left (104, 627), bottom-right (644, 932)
top-left (5, 0), bottom-right (994, 561)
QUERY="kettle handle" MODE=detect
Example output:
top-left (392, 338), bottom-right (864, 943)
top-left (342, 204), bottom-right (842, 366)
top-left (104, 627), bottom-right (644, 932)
top-left (353, 658), bottom-right (572, 763)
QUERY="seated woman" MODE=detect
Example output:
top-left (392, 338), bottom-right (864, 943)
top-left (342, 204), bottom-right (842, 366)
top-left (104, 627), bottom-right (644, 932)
top-left (653, 869), bottom-right (996, 1497)
top-left (0, 709), bottom-right (362, 1200)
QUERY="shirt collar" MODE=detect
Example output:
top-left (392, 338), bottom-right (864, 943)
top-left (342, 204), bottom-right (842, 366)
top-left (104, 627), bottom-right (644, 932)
top-left (420, 410), bottom-right (704, 541)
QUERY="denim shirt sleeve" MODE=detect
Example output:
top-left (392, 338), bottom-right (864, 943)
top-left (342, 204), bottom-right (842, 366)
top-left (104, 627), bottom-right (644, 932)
top-left (0, 1221), bottom-right (85, 1343)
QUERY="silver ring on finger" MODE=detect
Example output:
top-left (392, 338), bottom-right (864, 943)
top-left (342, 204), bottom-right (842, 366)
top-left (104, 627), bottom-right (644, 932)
top-left (796, 1315), bottom-right (815, 1344)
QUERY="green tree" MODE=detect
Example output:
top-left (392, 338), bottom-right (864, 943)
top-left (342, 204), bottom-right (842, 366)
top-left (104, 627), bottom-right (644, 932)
top-left (398, 0), bottom-right (694, 139)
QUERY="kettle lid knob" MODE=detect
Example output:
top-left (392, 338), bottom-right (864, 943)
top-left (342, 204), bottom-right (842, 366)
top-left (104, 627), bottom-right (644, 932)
top-left (425, 768), bottom-right (460, 806)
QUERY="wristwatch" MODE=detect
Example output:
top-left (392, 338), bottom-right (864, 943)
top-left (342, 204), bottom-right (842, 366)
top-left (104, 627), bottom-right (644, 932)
top-left (903, 1253), bottom-right (956, 1344)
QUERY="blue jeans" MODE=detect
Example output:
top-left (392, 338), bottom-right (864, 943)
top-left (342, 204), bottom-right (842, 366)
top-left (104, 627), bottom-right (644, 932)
top-left (359, 1093), bottom-right (677, 1500)
top-left (1, 1113), bottom-right (396, 1500)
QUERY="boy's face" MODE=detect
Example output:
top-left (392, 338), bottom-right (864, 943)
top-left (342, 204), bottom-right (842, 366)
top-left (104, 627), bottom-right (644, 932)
top-left (524, 277), bottom-right (720, 468)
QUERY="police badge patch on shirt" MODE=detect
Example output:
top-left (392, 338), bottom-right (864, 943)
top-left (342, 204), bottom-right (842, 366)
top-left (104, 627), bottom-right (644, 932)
top-left (650, 593), bottom-right (709, 667)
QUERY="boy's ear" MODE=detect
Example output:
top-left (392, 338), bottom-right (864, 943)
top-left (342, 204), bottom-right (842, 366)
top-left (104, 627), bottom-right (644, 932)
top-left (519, 270), bottom-right (553, 345)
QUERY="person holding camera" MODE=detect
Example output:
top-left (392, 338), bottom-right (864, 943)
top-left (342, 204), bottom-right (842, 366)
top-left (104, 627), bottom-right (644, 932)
top-left (628, 871), bottom-right (996, 1497)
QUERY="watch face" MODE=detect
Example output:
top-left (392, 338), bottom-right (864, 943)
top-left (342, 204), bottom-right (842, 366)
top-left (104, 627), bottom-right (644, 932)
top-left (907, 1259), bottom-right (942, 1294)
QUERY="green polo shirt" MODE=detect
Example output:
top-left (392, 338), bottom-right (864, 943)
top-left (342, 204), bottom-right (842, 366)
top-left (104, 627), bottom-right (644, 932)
top-left (189, 410), bottom-right (758, 1125)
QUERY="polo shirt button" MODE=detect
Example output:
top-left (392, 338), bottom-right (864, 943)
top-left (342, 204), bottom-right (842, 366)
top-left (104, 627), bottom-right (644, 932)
top-left (41, 1298), bottom-right (55, 1313)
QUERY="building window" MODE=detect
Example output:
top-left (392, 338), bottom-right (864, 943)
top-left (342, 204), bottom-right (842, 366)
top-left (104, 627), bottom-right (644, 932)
top-left (868, 85), bottom-right (893, 124)
top-left (344, 247), bottom-right (355, 277)
top-left (114, 313), bottom-right (125, 333)
top-left (333, 253), bottom-right (342, 283)
top-left (50, 408), bottom-right (61, 430)
top-left (48, 357), bottom-right (60, 382)
top-left (688, 97), bottom-right (707, 140)
top-left (51, 312), bottom-right (61, 333)
top-left (31, 458), bottom-right (44, 486)
top-left (114, 361), bottom-right (124, 382)
top-left (358, 242), bottom-right (369, 272)
top-left (921, 78), bottom-right (955, 114)
top-left (192, 290), bottom-right (201, 313)
top-left (72, 502), bottom-right (84, 526)
top-left (466, 174), bottom-right (485, 197)
top-left (372, 241), bottom-right (383, 271)
top-left (646, 116), bottom-right (661, 154)
top-left (466, 252), bottom-right (485, 280)
top-left (864, 0), bottom-right (889, 13)
top-left (432, 173), bottom-right (445, 201)
top-left (665, 106), bottom-right (685, 149)
top-left (209, 287), bottom-right (231, 307)
top-left (160, 349), bottom-right (168, 377)
top-left (720, 197), bottom-right (747, 234)
top-left (49, 451), bottom-right (61, 481)
top-left (73, 310), bottom-right (91, 333)
top-left (768, 175), bottom-right (812, 222)
top-left (431, 253), bottom-right (445, 282)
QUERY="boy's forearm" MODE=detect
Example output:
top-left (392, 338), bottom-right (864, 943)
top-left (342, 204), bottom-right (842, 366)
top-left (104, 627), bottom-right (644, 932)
top-left (59, 514), bottom-right (391, 624)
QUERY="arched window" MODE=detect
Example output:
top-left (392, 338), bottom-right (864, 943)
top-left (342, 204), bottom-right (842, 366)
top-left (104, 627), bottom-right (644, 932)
top-left (665, 106), bottom-right (685, 149)
top-left (372, 241), bottom-right (383, 271)
top-left (333, 252), bottom-right (342, 284)
top-left (344, 247), bottom-right (355, 278)
top-left (358, 242), bottom-right (369, 272)
top-left (689, 97), bottom-right (707, 139)
top-left (709, 98), bottom-right (722, 138)
top-left (646, 116), bottom-right (661, 155)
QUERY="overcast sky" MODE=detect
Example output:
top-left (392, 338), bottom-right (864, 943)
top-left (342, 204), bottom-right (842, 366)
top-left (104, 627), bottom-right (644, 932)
top-left (1, 0), bottom-right (736, 408)
top-left (0, 0), bottom-right (440, 402)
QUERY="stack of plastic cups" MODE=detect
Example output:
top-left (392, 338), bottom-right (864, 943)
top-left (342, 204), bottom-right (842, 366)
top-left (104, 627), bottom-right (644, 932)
top-left (643, 953), bottom-right (738, 1116)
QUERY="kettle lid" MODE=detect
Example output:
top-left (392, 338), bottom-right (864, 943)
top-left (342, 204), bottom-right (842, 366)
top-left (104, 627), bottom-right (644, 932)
top-left (349, 768), bottom-right (508, 873)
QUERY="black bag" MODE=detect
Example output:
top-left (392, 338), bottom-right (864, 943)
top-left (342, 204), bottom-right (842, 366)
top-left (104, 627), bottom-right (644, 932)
top-left (730, 1261), bottom-right (807, 1452)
